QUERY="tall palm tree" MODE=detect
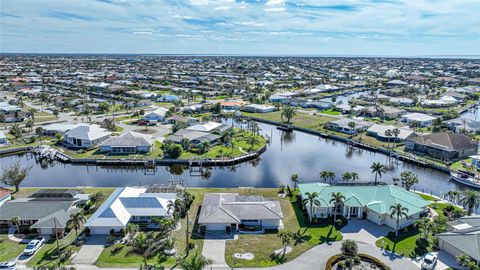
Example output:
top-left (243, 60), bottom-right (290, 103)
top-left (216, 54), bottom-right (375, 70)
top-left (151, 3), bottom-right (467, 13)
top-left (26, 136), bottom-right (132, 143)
top-left (277, 230), bottom-right (293, 257)
top-left (11, 215), bottom-right (20, 233)
top-left (319, 171), bottom-right (329, 182)
top-left (370, 162), bottom-right (386, 185)
top-left (302, 192), bottom-right (321, 222)
top-left (327, 171), bottom-right (336, 183)
top-left (290, 174), bottom-right (299, 190)
top-left (330, 192), bottom-right (346, 221)
top-left (178, 252), bottom-right (213, 270)
top-left (68, 212), bottom-right (86, 239)
top-left (342, 172), bottom-right (352, 182)
top-left (350, 172), bottom-right (359, 182)
top-left (390, 203), bottom-right (409, 236)
top-left (459, 190), bottom-right (480, 215)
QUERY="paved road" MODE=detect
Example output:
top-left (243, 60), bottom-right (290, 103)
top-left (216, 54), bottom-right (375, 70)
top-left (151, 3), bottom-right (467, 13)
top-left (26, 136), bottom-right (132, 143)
top-left (237, 241), bottom-right (418, 270)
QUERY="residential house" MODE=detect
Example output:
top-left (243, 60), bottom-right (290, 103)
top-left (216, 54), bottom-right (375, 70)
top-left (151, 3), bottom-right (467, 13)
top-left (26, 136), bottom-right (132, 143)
top-left (198, 193), bottom-right (284, 232)
top-left (167, 129), bottom-right (220, 146)
top-left (157, 94), bottom-right (180, 103)
top-left (389, 97), bottom-right (414, 106)
top-left (0, 189), bottom-right (88, 235)
top-left (298, 183), bottom-right (429, 230)
top-left (0, 131), bottom-right (8, 145)
top-left (242, 104), bottom-right (276, 113)
top-left (401, 113), bottom-right (437, 127)
top-left (325, 118), bottom-right (372, 134)
top-left (0, 188), bottom-right (12, 207)
top-left (63, 124), bottom-right (111, 149)
top-left (445, 118), bottom-right (480, 134)
top-left (367, 124), bottom-right (415, 142)
top-left (185, 121), bottom-right (231, 134)
top-left (99, 132), bottom-right (156, 154)
top-left (142, 107), bottom-right (169, 122)
top-left (405, 132), bottom-right (476, 160)
top-left (85, 187), bottom-right (176, 234)
top-left (166, 115), bottom-right (199, 126)
top-left (220, 100), bottom-right (247, 111)
top-left (437, 216), bottom-right (480, 261)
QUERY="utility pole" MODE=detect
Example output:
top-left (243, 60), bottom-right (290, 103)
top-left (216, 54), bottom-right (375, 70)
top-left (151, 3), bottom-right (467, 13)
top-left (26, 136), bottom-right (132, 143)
top-left (54, 217), bottom-right (61, 267)
top-left (185, 209), bottom-right (190, 256)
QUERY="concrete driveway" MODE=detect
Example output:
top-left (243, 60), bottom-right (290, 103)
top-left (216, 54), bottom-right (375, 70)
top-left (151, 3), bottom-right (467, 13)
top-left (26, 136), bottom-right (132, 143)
top-left (341, 220), bottom-right (391, 243)
top-left (202, 239), bottom-right (228, 269)
top-left (412, 250), bottom-right (459, 270)
top-left (72, 235), bottom-right (107, 265)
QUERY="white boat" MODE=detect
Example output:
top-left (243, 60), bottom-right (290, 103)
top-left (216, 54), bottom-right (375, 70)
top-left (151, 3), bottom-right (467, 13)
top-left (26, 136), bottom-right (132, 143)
top-left (450, 171), bottom-right (480, 189)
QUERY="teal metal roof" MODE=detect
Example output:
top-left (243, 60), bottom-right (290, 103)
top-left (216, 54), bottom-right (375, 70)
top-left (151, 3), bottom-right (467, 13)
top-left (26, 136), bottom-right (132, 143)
top-left (298, 183), bottom-right (429, 215)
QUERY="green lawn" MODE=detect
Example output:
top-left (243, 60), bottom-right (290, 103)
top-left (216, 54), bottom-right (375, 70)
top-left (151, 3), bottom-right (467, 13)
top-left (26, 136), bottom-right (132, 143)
top-left (430, 203), bottom-right (465, 219)
top-left (375, 229), bottom-right (428, 258)
top-left (415, 192), bottom-right (436, 201)
top-left (179, 130), bottom-right (266, 159)
top-left (0, 234), bottom-right (27, 261)
top-left (321, 108), bottom-right (341, 115)
top-left (225, 193), bottom-right (342, 268)
top-left (243, 111), bottom-right (336, 131)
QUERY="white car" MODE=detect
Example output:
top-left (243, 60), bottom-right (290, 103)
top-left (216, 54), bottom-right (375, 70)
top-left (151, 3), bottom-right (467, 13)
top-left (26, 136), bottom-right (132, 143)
top-left (23, 239), bottom-right (43, 256)
top-left (0, 261), bottom-right (16, 270)
top-left (421, 253), bottom-right (438, 270)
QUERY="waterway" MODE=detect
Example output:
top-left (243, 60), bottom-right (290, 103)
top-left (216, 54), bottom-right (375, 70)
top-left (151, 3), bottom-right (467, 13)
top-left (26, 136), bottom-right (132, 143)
top-left (0, 122), bottom-right (466, 196)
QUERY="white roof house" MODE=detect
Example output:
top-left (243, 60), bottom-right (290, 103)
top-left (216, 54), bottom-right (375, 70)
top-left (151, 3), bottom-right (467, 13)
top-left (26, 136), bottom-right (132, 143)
top-left (401, 113), bottom-right (437, 126)
top-left (185, 121), bottom-right (230, 133)
top-left (143, 107), bottom-right (169, 122)
top-left (85, 187), bottom-right (176, 234)
top-left (63, 124), bottom-right (111, 149)
top-left (367, 124), bottom-right (415, 141)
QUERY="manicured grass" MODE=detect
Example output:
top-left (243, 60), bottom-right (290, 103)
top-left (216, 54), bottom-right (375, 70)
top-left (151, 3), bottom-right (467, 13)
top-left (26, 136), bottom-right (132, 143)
top-left (375, 229), bottom-right (428, 258)
top-left (430, 202), bottom-right (465, 219)
top-left (96, 242), bottom-right (176, 268)
top-left (0, 234), bottom-right (27, 261)
top-left (321, 108), bottom-right (341, 115)
top-left (243, 111), bottom-right (336, 131)
top-left (450, 158), bottom-right (472, 171)
top-left (415, 192), bottom-right (436, 201)
top-left (225, 193), bottom-right (342, 268)
top-left (179, 130), bottom-right (266, 159)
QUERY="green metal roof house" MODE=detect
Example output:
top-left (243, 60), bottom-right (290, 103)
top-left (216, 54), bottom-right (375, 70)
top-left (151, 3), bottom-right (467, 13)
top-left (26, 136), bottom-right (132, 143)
top-left (298, 182), bottom-right (429, 230)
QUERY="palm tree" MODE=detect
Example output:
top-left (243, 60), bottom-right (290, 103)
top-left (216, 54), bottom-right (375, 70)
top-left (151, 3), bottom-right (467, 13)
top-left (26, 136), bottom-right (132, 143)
top-left (178, 252), bottom-right (213, 270)
top-left (125, 223), bottom-right (139, 241)
top-left (290, 174), bottom-right (299, 190)
top-left (277, 230), bottom-right (293, 257)
top-left (456, 254), bottom-right (471, 269)
top-left (199, 141), bottom-right (210, 154)
top-left (330, 192), bottom-right (346, 221)
top-left (390, 203), bottom-right (409, 236)
top-left (350, 172), bottom-right (359, 182)
top-left (370, 162), bottom-right (386, 185)
top-left (280, 107), bottom-right (296, 125)
top-left (342, 172), bottom-right (351, 182)
top-left (11, 215), bottom-right (20, 233)
top-left (319, 171), bottom-right (329, 182)
top-left (327, 171), bottom-right (336, 183)
top-left (68, 212), bottom-right (86, 239)
top-left (302, 192), bottom-right (321, 222)
top-left (459, 190), bottom-right (480, 215)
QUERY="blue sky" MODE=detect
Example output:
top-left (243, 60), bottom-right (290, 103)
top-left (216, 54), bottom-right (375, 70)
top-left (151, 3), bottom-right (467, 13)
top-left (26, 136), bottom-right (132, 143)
top-left (0, 0), bottom-right (479, 55)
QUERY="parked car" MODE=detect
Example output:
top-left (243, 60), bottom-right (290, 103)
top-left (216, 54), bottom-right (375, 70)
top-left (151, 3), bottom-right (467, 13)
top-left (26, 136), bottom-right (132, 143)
top-left (23, 238), bottom-right (44, 256)
top-left (421, 253), bottom-right (437, 270)
top-left (0, 261), bottom-right (16, 270)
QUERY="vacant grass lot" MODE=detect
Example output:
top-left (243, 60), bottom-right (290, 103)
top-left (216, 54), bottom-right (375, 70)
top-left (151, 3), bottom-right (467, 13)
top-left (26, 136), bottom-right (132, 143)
top-left (243, 111), bottom-right (336, 131)
top-left (225, 191), bottom-right (342, 268)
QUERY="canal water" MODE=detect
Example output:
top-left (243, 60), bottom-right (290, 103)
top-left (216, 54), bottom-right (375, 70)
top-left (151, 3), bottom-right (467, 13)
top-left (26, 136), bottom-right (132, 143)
top-left (0, 122), bottom-right (465, 196)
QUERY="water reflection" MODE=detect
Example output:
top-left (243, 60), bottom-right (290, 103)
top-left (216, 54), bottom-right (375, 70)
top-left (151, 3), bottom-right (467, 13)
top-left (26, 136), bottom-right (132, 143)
top-left (0, 121), bottom-right (467, 196)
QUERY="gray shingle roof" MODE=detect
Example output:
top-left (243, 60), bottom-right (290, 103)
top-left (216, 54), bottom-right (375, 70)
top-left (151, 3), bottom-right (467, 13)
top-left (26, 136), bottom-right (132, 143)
top-left (100, 132), bottom-right (154, 147)
top-left (198, 193), bottom-right (283, 224)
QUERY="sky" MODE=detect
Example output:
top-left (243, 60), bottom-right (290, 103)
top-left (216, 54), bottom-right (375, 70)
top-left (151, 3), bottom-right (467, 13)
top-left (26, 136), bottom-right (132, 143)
top-left (0, 0), bottom-right (479, 56)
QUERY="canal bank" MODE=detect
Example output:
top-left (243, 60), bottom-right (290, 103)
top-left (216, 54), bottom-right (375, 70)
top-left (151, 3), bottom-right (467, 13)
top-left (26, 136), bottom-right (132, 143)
top-left (0, 121), bottom-right (464, 197)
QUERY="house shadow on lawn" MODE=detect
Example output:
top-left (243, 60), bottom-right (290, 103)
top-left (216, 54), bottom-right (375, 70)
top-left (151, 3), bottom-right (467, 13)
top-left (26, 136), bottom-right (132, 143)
top-left (382, 229), bottom-right (428, 259)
